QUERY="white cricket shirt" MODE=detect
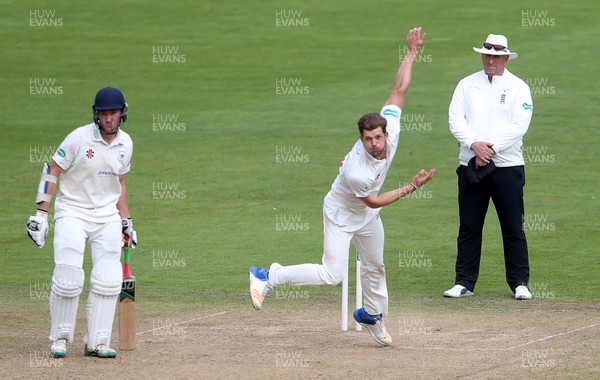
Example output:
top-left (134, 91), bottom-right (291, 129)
top-left (449, 68), bottom-right (533, 167)
top-left (52, 124), bottom-right (133, 222)
top-left (324, 105), bottom-right (401, 231)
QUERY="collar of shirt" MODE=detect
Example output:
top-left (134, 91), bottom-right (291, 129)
top-left (482, 68), bottom-right (512, 86)
top-left (92, 125), bottom-right (125, 146)
top-left (363, 143), bottom-right (390, 165)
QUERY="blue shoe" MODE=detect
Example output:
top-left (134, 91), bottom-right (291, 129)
top-left (353, 308), bottom-right (392, 346)
top-left (249, 267), bottom-right (270, 310)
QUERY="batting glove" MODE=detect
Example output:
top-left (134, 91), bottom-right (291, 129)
top-left (122, 218), bottom-right (137, 249)
top-left (27, 209), bottom-right (49, 248)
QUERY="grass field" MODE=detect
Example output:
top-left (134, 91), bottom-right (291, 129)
top-left (1, 0), bottom-right (599, 378)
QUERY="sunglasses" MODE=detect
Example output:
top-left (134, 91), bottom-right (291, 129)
top-left (483, 43), bottom-right (507, 52)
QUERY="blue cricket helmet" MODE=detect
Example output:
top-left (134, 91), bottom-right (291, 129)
top-left (92, 87), bottom-right (128, 128)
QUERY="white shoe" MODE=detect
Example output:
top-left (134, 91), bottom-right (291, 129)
top-left (249, 266), bottom-right (271, 310)
top-left (353, 308), bottom-right (392, 346)
top-left (50, 339), bottom-right (67, 358)
top-left (443, 285), bottom-right (474, 298)
top-left (515, 285), bottom-right (532, 300)
top-left (84, 344), bottom-right (117, 358)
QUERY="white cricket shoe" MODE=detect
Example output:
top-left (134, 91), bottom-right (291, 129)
top-left (353, 308), bottom-right (392, 346)
top-left (50, 339), bottom-right (67, 358)
top-left (249, 266), bottom-right (271, 310)
top-left (443, 285), bottom-right (474, 298)
top-left (515, 285), bottom-right (532, 300)
top-left (84, 344), bottom-right (117, 358)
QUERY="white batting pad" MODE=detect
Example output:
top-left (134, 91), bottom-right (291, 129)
top-left (85, 261), bottom-right (122, 349)
top-left (49, 264), bottom-right (84, 342)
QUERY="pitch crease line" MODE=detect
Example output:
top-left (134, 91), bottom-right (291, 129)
top-left (396, 323), bottom-right (600, 352)
top-left (505, 322), bottom-right (600, 351)
top-left (136, 311), bottom-right (228, 336)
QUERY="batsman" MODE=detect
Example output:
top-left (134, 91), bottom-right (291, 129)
top-left (26, 87), bottom-right (137, 358)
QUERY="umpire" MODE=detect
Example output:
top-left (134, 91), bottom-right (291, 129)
top-left (444, 34), bottom-right (534, 300)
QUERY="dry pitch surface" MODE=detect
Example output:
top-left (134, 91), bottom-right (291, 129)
top-left (2, 298), bottom-right (599, 379)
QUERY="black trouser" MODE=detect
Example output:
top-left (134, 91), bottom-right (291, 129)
top-left (455, 164), bottom-right (529, 292)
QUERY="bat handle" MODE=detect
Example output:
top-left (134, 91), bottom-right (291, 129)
top-left (123, 263), bottom-right (133, 279)
top-left (123, 235), bottom-right (133, 278)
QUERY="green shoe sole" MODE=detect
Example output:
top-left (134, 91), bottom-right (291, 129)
top-left (84, 345), bottom-right (117, 358)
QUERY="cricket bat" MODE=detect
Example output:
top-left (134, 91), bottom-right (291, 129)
top-left (119, 235), bottom-right (136, 350)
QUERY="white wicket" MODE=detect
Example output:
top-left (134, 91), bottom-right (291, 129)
top-left (341, 251), bottom-right (362, 331)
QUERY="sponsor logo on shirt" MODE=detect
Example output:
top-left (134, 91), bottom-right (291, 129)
top-left (86, 149), bottom-right (94, 159)
top-left (56, 148), bottom-right (66, 158)
top-left (522, 103), bottom-right (533, 111)
top-left (96, 170), bottom-right (118, 177)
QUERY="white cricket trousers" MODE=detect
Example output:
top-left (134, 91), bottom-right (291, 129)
top-left (54, 217), bottom-right (122, 267)
top-left (268, 211), bottom-right (388, 315)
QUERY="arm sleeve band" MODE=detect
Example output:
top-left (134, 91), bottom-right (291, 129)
top-left (36, 162), bottom-right (58, 204)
